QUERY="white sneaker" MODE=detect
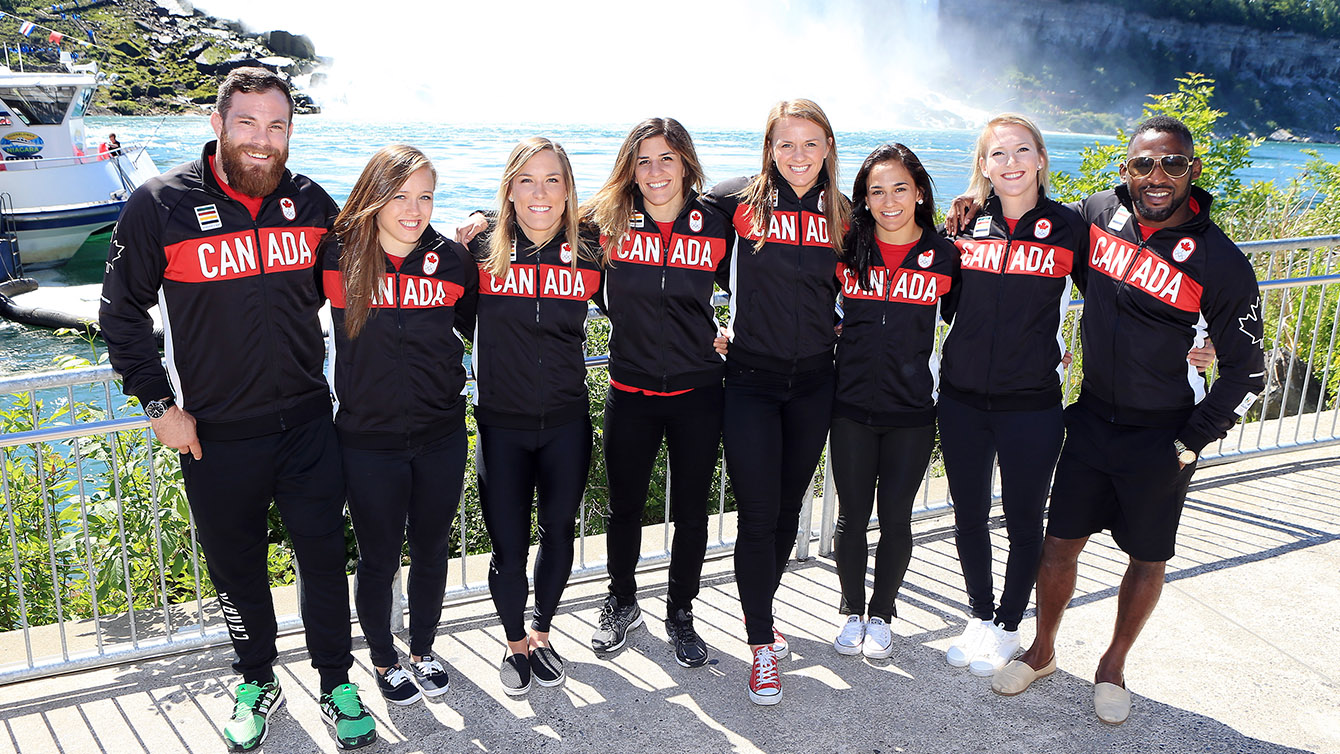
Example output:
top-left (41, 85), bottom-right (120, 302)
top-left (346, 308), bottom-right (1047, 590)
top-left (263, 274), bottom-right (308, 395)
top-left (946, 619), bottom-right (990, 668)
top-left (862, 617), bottom-right (894, 659)
top-left (969, 623), bottom-right (1020, 677)
top-left (833, 615), bottom-right (865, 656)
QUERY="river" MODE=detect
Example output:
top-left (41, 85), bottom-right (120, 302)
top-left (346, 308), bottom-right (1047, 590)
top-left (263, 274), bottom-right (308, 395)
top-left (3, 115), bottom-right (1338, 376)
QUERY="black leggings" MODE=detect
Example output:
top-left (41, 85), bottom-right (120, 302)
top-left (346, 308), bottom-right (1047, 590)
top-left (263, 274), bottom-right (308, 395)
top-left (180, 416), bottom-right (352, 694)
top-left (937, 395), bottom-right (1064, 631)
top-left (724, 361), bottom-right (834, 646)
top-left (343, 425), bottom-right (467, 668)
top-left (603, 384), bottom-right (723, 615)
top-left (830, 417), bottom-right (935, 623)
top-left (476, 416), bottom-right (593, 643)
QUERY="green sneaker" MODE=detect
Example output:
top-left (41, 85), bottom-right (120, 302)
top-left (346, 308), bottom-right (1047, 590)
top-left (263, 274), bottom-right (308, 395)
top-left (223, 680), bottom-right (284, 752)
top-left (319, 683), bottom-right (377, 750)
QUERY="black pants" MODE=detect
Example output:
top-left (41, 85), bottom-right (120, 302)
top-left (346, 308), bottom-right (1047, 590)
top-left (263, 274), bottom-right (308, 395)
top-left (937, 395), bottom-right (1064, 632)
top-left (603, 384), bottom-right (722, 616)
top-left (830, 417), bottom-right (935, 623)
top-left (343, 425), bottom-right (467, 668)
top-left (477, 416), bottom-right (593, 643)
top-left (180, 416), bottom-right (352, 693)
top-left (724, 361), bottom-right (834, 646)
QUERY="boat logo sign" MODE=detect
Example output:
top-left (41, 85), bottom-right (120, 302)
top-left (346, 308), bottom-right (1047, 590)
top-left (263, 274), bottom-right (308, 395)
top-left (1, 131), bottom-right (44, 157)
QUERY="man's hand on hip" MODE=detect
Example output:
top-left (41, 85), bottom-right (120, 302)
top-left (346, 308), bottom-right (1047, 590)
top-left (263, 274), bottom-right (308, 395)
top-left (150, 406), bottom-right (202, 459)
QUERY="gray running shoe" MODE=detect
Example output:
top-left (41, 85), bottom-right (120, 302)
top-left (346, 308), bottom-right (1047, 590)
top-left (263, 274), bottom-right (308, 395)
top-left (591, 594), bottom-right (644, 653)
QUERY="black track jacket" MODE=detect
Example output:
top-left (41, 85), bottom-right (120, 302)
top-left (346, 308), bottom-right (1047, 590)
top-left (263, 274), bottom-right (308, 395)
top-left (705, 172), bottom-right (842, 373)
top-left (1074, 185), bottom-right (1264, 453)
top-left (595, 193), bottom-right (732, 392)
top-left (468, 225), bottom-right (603, 430)
top-left (322, 226), bottom-right (478, 449)
top-left (942, 195), bottom-right (1088, 411)
top-left (100, 141), bottom-right (338, 440)
top-left (834, 228), bottom-right (959, 427)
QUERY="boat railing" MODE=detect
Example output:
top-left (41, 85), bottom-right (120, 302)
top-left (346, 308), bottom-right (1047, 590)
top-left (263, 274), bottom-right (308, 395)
top-left (0, 143), bottom-right (149, 172)
top-left (0, 234), bottom-right (1337, 685)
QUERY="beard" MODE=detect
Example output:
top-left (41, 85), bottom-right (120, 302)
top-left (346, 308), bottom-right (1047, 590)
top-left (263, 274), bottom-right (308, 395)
top-left (217, 130), bottom-right (288, 198)
top-left (1131, 184), bottom-right (1187, 224)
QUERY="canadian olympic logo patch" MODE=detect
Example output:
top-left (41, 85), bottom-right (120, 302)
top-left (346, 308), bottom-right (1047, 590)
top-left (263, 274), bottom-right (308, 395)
top-left (1173, 237), bottom-right (1196, 262)
top-left (917, 250), bottom-right (934, 268)
top-left (1034, 218), bottom-right (1052, 239)
top-left (423, 251), bottom-right (440, 275)
top-left (560, 243), bottom-right (573, 264)
top-left (689, 210), bottom-right (703, 233)
top-left (280, 197), bottom-right (296, 221)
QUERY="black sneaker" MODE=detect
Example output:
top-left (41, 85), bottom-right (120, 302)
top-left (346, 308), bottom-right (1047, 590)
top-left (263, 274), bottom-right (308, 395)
top-left (666, 608), bottom-right (709, 668)
top-left (375, 664), bottom-right (423, 706)
top-left (499, 652), bottom-right (531, 697)
top-left (591, 594), bottom-right (643, 653)
top-left (530, 645), bottom-right (565, 687)
top-left (409, 653), bottom-right (450, 697)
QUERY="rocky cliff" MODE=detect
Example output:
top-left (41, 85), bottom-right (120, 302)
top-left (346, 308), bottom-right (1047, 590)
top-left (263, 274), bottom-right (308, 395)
top-left (13, 0), bottom-right (325, 114)
top-left (939, 0), bottom-right (1340, 141)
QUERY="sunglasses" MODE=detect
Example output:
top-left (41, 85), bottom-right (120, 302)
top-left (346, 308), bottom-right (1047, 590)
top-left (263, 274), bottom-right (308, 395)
top-left (1124, 154), bottom-right (1193, 179)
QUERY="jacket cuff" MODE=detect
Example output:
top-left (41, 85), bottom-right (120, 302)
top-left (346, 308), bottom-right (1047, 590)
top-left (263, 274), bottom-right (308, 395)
top-left (132, 377), bottom-right (175, 407)
top-left (1177, 429), bottom-right (1212, 457)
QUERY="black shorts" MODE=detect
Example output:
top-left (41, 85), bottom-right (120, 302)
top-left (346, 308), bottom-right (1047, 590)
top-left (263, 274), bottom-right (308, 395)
top-left (1046, 402), bottom-right (1196, 562)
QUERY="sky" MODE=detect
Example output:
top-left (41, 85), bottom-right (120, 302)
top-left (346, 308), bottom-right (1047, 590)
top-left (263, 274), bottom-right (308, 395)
top-left (191, 0), bottom-right (986, 130)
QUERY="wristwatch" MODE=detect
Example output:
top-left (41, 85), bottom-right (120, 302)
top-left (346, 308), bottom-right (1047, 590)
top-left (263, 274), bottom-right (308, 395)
top-left (1173, 439), bottom-right (1197, 466)
top-left (145, 396), bottom-right (176, 420)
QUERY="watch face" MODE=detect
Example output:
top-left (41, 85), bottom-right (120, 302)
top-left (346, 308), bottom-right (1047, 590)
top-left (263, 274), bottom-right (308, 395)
top-left (146, 401), bottom-right (168, 419)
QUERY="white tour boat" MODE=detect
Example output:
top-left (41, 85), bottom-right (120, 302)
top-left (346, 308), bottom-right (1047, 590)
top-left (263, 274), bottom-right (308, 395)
top-left (0, 58), bottom-right (158, 270)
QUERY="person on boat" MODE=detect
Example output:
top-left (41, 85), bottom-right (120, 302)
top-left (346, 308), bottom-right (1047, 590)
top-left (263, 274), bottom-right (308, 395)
top-left (702, 98), bottom-right (851, 706)
top-left (106, 133), bottom-right (122, 155)
top-left (581, 117), bottom-right (733, 668)
top-left (320, 145), bottom-right (477, 706)
top-left (991, 116), bottom-right (1264, 726)
top-left (98, 68), bottom-right (377, 751)
top-left (467, 137), bottom-right (603, 696)
top-left (829, 143), bottom-right (958, 660)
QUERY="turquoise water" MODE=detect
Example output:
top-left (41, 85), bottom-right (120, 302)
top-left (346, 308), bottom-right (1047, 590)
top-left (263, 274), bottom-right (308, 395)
top-left (4, 116), bottom-right (1339, 376)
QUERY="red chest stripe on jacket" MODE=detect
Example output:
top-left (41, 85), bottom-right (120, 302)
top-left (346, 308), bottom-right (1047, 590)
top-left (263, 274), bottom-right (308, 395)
top-left (614, 230), bottom-right (726, 270)
top-left (480, 264), bottom-right (600, 300)
top-left (322, 270), bottom-right (463, 310)
top-left (955, 239), bottom-right (1072, 278)
top-left (838, 263), bottom-right (951, 304)
top-left (1089, 227), bottom-right (1203, 312)
top-left (165, 227), bottom-right (325, 283)
top-left (732, 204), bottom-right (830, 248)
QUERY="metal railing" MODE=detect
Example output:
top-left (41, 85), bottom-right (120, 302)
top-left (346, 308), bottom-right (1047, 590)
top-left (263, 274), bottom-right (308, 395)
top-left (1, 235), bottom-right (1337, 685)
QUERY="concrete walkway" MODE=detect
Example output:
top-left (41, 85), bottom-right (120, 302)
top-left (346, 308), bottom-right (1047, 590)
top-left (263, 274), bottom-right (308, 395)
top-left (1, 446), bottom-right (1336, 754)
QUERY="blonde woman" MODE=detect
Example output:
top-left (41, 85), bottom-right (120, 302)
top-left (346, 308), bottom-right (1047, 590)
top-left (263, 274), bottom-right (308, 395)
top-left (703, 99), bottom-right (851, 705)
top-left (468, 137), bottom-right (602, 696)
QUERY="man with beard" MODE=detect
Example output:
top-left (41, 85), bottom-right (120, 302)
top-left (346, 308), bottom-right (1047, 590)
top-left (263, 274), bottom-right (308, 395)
top-left (989, 116), bottom-right (1265, 725)
top-left (99, 68), bottom-right (376, 751)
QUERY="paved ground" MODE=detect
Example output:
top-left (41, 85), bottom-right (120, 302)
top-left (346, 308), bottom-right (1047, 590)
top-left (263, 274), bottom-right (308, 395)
top-left (0, 446), bottom-right (1336, 754)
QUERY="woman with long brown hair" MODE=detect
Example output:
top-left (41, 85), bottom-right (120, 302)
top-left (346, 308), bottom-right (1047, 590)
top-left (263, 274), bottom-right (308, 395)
top-left (704, 98), bottom-right (851, 705)
top-left (582, 117), bottom-right (733, 669)
top-left (321, 144), bottom-right (477, 706)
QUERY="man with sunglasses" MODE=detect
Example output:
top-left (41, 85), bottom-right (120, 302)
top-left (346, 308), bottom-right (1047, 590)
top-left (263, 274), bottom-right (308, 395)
top-left (991, 116), bottom-right (1264, 725)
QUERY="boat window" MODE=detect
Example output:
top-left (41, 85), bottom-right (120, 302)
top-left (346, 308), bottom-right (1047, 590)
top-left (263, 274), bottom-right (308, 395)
top-left (0, 86), bottom-right (77, 126)
top-left (70, 87), bottom-right (95, 119)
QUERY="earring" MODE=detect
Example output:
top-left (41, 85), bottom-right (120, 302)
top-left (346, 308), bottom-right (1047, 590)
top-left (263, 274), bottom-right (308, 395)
top-left (917, 199), bottom-right (924, 205)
